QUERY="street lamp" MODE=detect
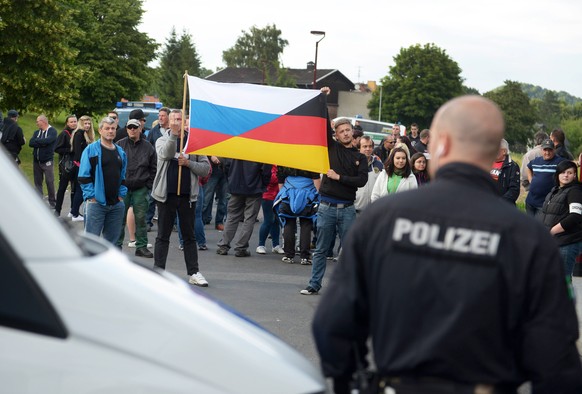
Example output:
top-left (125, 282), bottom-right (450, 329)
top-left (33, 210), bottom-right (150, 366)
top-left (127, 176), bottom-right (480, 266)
top-left (378, 83), bottom-right (383, 122)
top-left (311, 30), bottom-right (325, 89)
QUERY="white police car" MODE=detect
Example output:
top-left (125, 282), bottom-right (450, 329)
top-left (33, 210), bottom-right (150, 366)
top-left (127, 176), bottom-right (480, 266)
top-left (0, 147), bottom-right (325, 393)
top-left (114, 101), bottom-right (162, 130)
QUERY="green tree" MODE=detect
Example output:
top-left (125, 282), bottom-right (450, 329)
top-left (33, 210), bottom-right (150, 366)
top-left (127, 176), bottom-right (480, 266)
top-left (222, 24), bottom-right (288, 70)
top-left (70, 0), bottom-right (158, 115)
top-left (0, 0), bottom-right (82, 114)
top-left (155, 28), bottom-right (202, 109)
top-left (484, 80), bottom-right (537, 152)
top-left (369, 44), bottom-right (463, 129)
top-left (561, 118), bottom-right (582, 157)
top-left (537, 90), bottom-right (561, 129)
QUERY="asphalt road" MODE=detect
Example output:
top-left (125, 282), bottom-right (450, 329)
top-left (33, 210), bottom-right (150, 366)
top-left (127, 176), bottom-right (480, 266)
top-left (63, 200), bottom-right (582, 392)
top-left (66, 207), bottom-right (329, 366)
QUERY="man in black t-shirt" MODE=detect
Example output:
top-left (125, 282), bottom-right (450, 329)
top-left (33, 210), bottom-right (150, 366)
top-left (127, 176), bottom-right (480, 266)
top-left (78, 116), bottom-right (127, 244)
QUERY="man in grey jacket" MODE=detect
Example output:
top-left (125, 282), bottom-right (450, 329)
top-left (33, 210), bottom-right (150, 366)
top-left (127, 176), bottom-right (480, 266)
top-left (152, 110), bottom-right (210, 286)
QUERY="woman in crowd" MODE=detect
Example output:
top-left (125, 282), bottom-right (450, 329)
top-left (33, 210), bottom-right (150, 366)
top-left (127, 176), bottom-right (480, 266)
top-left (54, 115), bottom-right (77, 217)
top-left (69, 115), bottom-right (95, 222)
top-left (540, 160), bottom-right (582, 277)
top-left (371, 147), bottom-right (418, 202)
top-left (411, 152), bottom-right (430, 186)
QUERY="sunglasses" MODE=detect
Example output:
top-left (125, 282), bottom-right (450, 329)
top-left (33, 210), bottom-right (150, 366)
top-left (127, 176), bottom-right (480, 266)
top-left (109, 116), bottom-right (117, 120)
top-left (127, 125), bottom-right (139, 130)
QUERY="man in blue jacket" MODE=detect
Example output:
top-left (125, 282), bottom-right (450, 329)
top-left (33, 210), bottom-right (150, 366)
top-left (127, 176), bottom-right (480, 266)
top-left (78, 116), bottom-right (127, 244)
top-left (216, 159), bottom-right (271, 257)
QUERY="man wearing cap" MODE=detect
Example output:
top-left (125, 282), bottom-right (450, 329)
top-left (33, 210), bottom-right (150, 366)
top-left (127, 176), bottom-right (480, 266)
top-left (526, 138), bottom-right (565, 216)
top-left (114, 108), bottom-right (147, 142)
top-left (0, 110), bottom-right (25, 165)
top-left (116, 119), bottom-right (156, 258)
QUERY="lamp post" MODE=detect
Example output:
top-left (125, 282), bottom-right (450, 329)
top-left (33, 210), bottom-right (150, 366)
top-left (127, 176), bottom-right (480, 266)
top-left (378, 83), bottom-right (383, 122)
top-left (310, 31), bottom-right (325, 89)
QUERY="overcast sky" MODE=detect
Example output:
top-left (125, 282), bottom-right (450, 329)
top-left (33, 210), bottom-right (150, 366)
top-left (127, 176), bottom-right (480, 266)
top-left (140, 0), bottom-right (582, 98)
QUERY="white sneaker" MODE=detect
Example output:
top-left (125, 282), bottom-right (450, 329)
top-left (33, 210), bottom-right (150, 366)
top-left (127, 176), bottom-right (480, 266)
top-left (188, 272), bottom-right (208, 287)
top-left (128, 241), bottom-right (152, 248)
top-left (272, 245), bottom-right (285, 254)
top-left (71, 215), bottom-right (84, 222)
top-left (256, 246), bottom-right (267, 254)
top-left (67, 212), bottom-right (73, 218)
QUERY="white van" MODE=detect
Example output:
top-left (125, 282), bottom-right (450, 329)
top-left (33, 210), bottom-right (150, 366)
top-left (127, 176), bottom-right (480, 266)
top-left (333, 117), bottom-right (405, 146)
top-left (0, 147), bottom-right (325, 394)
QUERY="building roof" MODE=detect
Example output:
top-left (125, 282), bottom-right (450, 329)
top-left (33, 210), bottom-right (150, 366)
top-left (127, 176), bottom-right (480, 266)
top-left (206, 66), bottom-right (354, 89)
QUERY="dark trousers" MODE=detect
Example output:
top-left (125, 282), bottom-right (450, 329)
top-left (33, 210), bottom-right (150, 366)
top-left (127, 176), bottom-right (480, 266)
top-left (70, 166), bottom-right (84, 217)
top-left (33, 160), bottom-right (56, 206)
top-left (154, 194), bottom-right (199, 275)
top-left (54, 168), bottom-right (74, 215)
top-left (283, 217), bottom-right (312, 259)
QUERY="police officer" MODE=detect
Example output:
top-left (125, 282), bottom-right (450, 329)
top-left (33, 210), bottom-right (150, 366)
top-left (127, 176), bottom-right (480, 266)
top-left (312, 96), bottom-right (582, 394)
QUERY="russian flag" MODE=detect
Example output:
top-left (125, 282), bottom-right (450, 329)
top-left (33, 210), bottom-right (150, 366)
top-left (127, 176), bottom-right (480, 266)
top-left (185, 76), bottom-right (330, 173)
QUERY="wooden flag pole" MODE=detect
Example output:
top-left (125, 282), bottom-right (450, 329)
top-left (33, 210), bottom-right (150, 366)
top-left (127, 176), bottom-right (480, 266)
top-left (177, 70), bottom-right (188, 195)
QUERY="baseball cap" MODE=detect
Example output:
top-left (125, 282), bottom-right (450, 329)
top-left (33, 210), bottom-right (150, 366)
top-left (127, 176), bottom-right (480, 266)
top-left (541, 139), bottom-right (555, 149)
top-left (126, 119), bottom-right (140, 128)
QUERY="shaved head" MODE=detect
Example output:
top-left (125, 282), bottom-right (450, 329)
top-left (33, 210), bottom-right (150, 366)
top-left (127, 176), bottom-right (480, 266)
top-left (428, 95), bottom-right (505, 177)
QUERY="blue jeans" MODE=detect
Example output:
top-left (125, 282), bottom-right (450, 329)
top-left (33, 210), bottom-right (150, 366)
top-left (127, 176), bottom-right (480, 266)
top-left (178, 187), bottom-right (206, 247)
top-left (308, 203), bottom-right (356, 291)
top-left (84, 200), bottom-right (125, 245)
top-left (559, 242), bottom-right (582, 277)
top-left (258, 199), bottom-right (280, 247)
top-left (202, 167), bottom-right (228, 225)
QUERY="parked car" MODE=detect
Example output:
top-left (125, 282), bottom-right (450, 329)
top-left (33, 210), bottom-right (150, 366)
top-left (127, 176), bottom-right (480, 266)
top-left (333, 116), bottom-right (404, 146)
top-left (0, 146), bottom-right (325, 394)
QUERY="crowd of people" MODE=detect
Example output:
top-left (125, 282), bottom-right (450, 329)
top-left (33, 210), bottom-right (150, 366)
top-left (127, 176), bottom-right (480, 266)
top-left (2, 94), bottom-right (582, 283)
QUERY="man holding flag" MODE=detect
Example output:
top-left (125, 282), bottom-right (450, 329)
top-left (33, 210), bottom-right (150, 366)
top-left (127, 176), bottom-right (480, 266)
top-left (301, 108), bottom-right (368, 295)
top-left (151, 109), bottom-right (211, 287)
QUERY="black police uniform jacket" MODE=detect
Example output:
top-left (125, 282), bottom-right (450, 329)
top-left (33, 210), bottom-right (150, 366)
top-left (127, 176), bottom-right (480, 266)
top-left (313, 163), bottom-right (582, 392)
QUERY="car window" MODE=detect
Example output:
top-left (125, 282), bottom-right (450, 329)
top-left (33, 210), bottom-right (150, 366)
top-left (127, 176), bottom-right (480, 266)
top-left (0, 232), bottom-right (67, 339)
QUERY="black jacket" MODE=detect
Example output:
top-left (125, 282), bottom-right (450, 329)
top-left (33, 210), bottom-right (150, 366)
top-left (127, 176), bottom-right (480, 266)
top-left (29, 126), bottom-right (57, 162)
top-left (54, 127), bottom-right (74, 158)
top-left (495, 155), bottom-right (520, 204)
top-left (319, 125), bottom-right (367, 202)
top-left (313, 163), bottom-right (582, 392)
top-left (555, 144), bottom-right (573, 160)
top-left (541, 182), bottom-right (582, 246)
top-left (0, 117), bottom-right (25, 158)
top-left (224, 159), bottom-right (270, 196)
top-left (117, 135), bottom-right (157, 190)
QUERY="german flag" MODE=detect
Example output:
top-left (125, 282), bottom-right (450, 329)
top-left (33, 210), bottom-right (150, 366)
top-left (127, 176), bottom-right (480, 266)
top-left (185, 76), bottom-right (330, 173)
